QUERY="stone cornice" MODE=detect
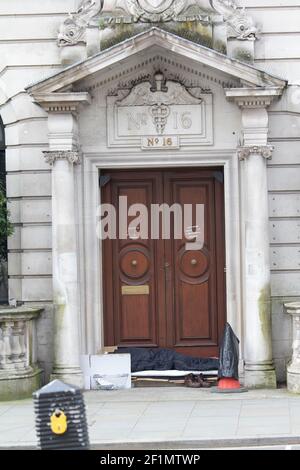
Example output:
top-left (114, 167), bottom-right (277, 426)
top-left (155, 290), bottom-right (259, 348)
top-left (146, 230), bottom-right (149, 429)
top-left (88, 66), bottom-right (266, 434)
top-left (26, 28), bottom-right (287, 95)
top-left (32, 92), bottom-right (91, 113)
top-left (0, 306), bottom-right (43, 322)
top-left (226, 87), bottom-right (284, 108)
top-left (43, 150), bottom-right (82, 165)
top-left (238, 145), bottom-right (274, 161)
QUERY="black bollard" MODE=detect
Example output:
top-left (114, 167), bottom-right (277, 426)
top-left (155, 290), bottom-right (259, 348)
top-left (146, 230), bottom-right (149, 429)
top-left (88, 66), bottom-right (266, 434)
top-left (33, 380), bottom-right (90, 450)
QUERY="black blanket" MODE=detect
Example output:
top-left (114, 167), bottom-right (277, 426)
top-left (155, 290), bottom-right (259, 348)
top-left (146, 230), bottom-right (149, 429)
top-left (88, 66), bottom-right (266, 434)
top-left (116, 347), bottom-right (219, 373)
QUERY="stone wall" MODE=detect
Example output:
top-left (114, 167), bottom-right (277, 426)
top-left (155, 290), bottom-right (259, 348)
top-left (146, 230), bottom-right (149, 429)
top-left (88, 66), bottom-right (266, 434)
top-left (236, 0), bottom-right (300, 381)
top-left (0, 0), bottom-right (78, 381)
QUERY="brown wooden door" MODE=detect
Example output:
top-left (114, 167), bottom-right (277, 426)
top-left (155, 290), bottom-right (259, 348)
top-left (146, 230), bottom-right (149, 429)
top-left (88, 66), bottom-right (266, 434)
top-left (102, 168), bottom-right (226, 357)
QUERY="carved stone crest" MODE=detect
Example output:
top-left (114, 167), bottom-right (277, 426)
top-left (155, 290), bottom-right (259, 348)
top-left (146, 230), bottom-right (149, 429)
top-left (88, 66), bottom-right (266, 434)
top-left (107, 72), bottom-right (213, 148)
top-left (126, 0), bottom-right (186, 22)
top-left (117, 72), bottom-right (202, 134)
top-left (58, 0), bottom-right (258, 47)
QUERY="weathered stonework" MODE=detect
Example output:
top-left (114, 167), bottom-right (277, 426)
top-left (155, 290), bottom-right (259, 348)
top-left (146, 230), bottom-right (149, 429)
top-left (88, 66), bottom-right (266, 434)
top-left (284, 303), bottom-right (300, 394)
top-left (238, 145), bottom-right (274, 161)
top-left (43, 150), bottom-right (82, 166)
top-left (25, 24), bottom-right (286, 390)
top-left (43, 116), bottom-right (84, 389)
top-left (57, 0), bottom-right (258, 62)
top-left (227, 88), bottom-right (281, 389)
top-left (0, 307), bottom-right (43, 400)
top-left (1, 1), bottom-right (296, 392)
top-left (107, 71), bottom-right (213, 148)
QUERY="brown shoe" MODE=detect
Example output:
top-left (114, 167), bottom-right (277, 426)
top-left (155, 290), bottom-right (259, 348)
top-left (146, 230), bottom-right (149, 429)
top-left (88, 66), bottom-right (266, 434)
top-left (195, 374), bottom-right (211, 388)
top-left (184, 374), bottom-right (201, 388)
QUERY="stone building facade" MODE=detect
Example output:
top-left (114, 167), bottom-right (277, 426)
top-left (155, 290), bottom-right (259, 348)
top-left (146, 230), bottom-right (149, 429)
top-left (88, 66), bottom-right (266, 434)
top-left (0, 1), bottom-right (300, 390)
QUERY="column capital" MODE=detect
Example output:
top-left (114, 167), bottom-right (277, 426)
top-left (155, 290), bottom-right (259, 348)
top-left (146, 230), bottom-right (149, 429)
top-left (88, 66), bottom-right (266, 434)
top-left (238, 145), bottom-right (274, 161)
top-left (43, 150), bottom-right (81, 166)
top-left (284, 302), bottom-right (300, 316)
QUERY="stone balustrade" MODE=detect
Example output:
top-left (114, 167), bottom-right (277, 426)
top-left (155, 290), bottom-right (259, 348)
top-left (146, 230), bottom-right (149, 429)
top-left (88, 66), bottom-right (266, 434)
top-left (0, 306), bottom-right (43, 400)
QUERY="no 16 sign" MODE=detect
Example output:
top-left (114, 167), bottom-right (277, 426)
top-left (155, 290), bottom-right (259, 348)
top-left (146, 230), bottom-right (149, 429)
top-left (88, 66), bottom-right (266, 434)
top-left (118, 104), bottom-right (203, 137)
top-left (141, 136), bottom-right (180, 149)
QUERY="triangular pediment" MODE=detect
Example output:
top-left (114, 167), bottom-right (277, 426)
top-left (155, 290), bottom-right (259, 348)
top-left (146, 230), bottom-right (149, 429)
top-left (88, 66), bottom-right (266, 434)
top-left (27, 28), bottom-right (286, 99)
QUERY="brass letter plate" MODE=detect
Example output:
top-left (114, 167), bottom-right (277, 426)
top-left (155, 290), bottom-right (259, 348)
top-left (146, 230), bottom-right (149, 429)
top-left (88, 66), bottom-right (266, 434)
top-left (122, 285), bottom-right (150, 296)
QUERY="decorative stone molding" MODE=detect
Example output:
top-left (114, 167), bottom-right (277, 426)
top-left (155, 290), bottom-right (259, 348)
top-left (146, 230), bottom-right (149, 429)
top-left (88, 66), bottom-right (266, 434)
top-left (212, 1), bottom-right (258, 40)
top-left (32, 93), bottom-right (91, 114)
top-left (226, 88), bottom-right (284, 109)
top-left (284, 303), bottom-right (300, 394)
top-left (26, 28), bottom-right (286, 98)
top-left (234, 97), bottom-right (275, 109)
top-left (0, 307), bottom-right (43, 400)
top-left (125, 0), bottom-right (186, 22)
top-left (57, 0), bottom-right (258, 49)
top-left (107, 71), bottom-right (213, 147)
top-left (43, 150), bottom-right (82, 166)
top-left (238, 145), bottom-right (274, 161)
top-left (58, 0), bottom-right (102, 46)
top-left (44, 104), bottom-right (80, 113)
top-left (84, 55), bottom-right (237, 95)
top-left (117, 72), bottom-right (202, 135)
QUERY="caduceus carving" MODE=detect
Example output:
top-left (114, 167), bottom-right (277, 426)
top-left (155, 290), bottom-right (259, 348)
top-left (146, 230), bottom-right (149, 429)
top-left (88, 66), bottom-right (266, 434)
top-left (117, 72), bottom-right (202, 135)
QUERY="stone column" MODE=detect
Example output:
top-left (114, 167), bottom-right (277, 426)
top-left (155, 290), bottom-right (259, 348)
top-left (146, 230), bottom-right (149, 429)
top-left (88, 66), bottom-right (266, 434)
top-left (226, 89), bottom-right (283, 389)
top-left (239, 143), bottom-right (276, 389)
top-left (284, 303), bottom-right (300, 393)
top-left (238, 103), bottom-right (276, 388)
top-left (44, 112), bottom-right (83, 388)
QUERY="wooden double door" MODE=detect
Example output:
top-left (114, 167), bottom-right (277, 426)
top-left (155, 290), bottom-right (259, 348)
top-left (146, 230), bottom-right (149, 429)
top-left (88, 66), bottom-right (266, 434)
top-left (102, 168), bottom-right (226, 357)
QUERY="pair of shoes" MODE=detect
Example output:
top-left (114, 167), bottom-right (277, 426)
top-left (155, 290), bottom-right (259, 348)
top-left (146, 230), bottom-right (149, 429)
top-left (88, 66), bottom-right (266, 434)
top-left (184, 373), bottom-right (211, 388)
top-left (184, 374), bottom-right (200, 388)
top-left (195, 374), bottom-right (211, 388)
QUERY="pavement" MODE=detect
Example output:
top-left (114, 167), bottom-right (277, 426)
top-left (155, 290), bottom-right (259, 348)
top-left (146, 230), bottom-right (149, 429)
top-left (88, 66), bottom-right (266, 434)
top-left (0, 387), bottom-right (300, 449)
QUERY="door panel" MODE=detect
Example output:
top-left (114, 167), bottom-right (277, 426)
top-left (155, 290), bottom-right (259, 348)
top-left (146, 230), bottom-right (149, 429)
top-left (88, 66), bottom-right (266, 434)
top-left (164, 170), bottom-right (225, 357)
top-left (102, 171), bottom-right (166, 348)
top-left (102, 168), bottom-right (226, 357)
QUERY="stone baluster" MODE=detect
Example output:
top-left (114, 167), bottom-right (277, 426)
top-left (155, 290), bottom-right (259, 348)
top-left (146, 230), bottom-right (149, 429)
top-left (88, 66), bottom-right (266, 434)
top-left (11, 320), bottom-right (26, 370)
top-left (0, 326), bottom-right (3, 368)
top-left (1, 321), bottom-right (14, 370)
top-left (284, 303), bottom-right (300, 393)
top-left (18, 320), bottom-right (27, 368)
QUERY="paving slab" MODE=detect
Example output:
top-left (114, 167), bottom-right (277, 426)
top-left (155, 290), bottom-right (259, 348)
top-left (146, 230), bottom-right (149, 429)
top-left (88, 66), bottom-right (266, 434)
top-left (0, 387), bottom-right (299, 449)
